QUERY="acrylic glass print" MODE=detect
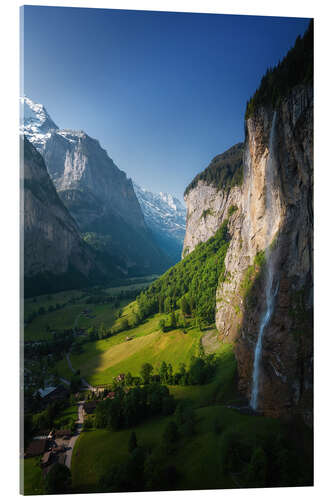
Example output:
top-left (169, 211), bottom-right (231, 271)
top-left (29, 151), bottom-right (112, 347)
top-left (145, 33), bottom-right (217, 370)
top-left (20, 5), bottom-right (313, 495)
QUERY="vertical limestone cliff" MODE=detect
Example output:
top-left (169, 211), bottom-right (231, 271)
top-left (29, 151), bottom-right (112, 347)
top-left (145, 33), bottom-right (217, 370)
top-left (21, 96), bottom-right (170, 275)
top-left (182, 143), bottom-right (244, 257)
top-left (23, 137), bottom-right (121, 296)
top-left (182, 85), bottom-right (313, 420)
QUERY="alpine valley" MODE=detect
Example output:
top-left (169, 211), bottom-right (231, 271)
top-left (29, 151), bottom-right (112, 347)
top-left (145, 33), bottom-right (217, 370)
top-left (21, 97), bottom-right (187, 293)
top-left (22, 20), bottom-right (313, 495)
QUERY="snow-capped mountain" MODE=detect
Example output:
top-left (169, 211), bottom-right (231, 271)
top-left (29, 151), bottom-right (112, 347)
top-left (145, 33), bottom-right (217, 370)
top-left (21, 96), bottom-right (170, 275)
top-left (20, 96), bottom-right (59, 150)
top-left (133, 183), bottom-right (186, 263)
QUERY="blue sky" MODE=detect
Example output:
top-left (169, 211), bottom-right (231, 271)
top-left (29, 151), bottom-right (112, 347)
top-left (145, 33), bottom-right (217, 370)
top-left (22, 6), bottom-right (310, 201)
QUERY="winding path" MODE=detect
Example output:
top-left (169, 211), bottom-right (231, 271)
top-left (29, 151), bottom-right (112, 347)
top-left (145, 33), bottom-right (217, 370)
top-left (62, 401), bottom-right (84, 469)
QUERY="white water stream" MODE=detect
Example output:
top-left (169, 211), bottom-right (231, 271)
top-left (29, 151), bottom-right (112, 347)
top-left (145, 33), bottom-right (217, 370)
top-left (250, 111), bottom-right (279, 411)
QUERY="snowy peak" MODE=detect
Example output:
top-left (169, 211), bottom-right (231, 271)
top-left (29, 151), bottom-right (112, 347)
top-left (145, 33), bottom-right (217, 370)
top-left (20, 96), bottom-right (58, 149)
top-left (158, 192), bottom-right (185, 213)
top-left (134, 183), bottom-right (186, 222)
top-left (133, 183), bottom-right (186, 263)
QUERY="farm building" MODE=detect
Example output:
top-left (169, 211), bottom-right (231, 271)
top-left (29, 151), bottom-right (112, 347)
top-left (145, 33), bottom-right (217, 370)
top-left (36, 385), bottom-right (69, 404)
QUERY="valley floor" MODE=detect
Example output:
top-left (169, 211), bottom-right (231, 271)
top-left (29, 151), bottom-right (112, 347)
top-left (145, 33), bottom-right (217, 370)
top-left (22, 279), bottom-right (313, 494)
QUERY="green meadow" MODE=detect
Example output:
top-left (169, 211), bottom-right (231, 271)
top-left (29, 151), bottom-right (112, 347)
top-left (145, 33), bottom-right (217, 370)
top-left (71, 404), bottom-right (284, 493)
top-left (22, 457), bottom-right (45, 495)
top-left (56, 306), bottom-right (206, 386)
top-left (24, 279), bottom-right (157, 342)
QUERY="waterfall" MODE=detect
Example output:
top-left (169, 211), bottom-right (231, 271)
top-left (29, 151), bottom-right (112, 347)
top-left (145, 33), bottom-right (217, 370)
top-left (250, 111), bottom-right (279, 411)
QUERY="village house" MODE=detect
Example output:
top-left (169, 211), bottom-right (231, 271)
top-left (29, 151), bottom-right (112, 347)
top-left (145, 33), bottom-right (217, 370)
top-left (36, 384), bottom-right (69, 407)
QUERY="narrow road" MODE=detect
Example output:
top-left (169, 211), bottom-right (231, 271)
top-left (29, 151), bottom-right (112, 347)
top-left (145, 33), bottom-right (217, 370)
top-left (66, 352), bottom-right (75, 374)
top-left (63, 400), bottom-right (84, 469)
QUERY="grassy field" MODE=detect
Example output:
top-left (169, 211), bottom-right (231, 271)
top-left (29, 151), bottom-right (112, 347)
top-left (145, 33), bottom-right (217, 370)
top-left (169, 342), bottom-right (237, 407)
top-left (25, 304), bottom-right (84, 341)
top-left (24, 289), bottom-right (85, 321)
top-left (24, 277), bottom-right (159, 342)
top-left (71, 404), bottom-right (282, 493)
top-left (68, 328), bottom-right (247, 493)
top-left (57, 314), bottom-right (203, 386)
top-left (25, 300), bottom-right (121, 342)
top-left (71, 415), bottom-right (173, 492)
top-left (104, 276), bottom-right (158, 295)
top-left (22, 457), bottom-right (45, 495)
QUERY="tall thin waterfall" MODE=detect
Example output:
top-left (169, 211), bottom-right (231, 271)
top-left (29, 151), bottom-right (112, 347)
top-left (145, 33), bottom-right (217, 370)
top-left (250, 111), bottom-right (279, 411)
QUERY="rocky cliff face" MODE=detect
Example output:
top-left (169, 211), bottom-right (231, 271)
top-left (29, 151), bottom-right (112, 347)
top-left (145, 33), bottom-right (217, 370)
top-left (183, 85), bottom-right (313, 420)
top-left (182, 181), bottom-right (241, 257)
top-left (182, 143), bottom-right (244, 257)
top-left (21, 97), bottom-right (169, 275)
top-left (22, 137), bottom-right (111, 296)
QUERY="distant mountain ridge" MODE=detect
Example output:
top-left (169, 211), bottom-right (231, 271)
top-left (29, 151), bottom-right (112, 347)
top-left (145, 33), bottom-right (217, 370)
top-left (133, 183), bottom-right (186, 263)
top-left (21, 96), bottom-right (170, 275)
top-left (23, 136), bottom-right (124, 297)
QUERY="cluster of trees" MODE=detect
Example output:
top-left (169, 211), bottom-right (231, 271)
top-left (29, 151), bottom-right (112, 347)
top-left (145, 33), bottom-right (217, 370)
top-left (219, 417), bottom-right (313, 488)
top-left (85, 315), bottom-right (136, 343)
top-left (84, 289), bottom-right (140, 306)
top-left (184, 143), bottom-right (244, 195)
top-left (245, 20), bottom-right (313, 119)
top-left (26, 397), bottom-right (73, 435)
top-left (99, 403), bottom-right (196, 492)
top-left (136, 220), bottom-right (230, 325)
top-left (86, 355), bottom-right (217, 397)
top-left (45, 464), bottom-right (71, 494)
top-left (85, 294), bottom-right (120, 306)
top-left (154, 356), bottom-right (217, 386)
top-left (95, 383), bottom-right (176, 430)
top-left (26, 292), bottom-right (88, 324)
top-left (25, 302), bottom-right (65, 324)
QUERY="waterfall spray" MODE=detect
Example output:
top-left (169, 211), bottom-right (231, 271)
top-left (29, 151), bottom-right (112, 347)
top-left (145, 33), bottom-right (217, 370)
top-left (250, 111), bottom-right (279, 411)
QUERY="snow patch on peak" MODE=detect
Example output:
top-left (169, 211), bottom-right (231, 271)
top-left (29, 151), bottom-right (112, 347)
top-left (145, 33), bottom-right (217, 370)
top-left (20, 96), bottom-right (59, 150)
top-left (158, 192), bottom-right (184, 212)
top-left (133, 182), bottom-right (186, 234)
top-left (21, 96), bottom-right (58, 130)
top-left (133, 182), bottom-right (186, 262)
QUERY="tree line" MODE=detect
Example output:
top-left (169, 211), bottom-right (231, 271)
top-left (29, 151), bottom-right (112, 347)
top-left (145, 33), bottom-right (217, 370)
top-left (135, 219), bottom-right (231, 326)
top-left (245, 20), bottom-right (313, 119)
